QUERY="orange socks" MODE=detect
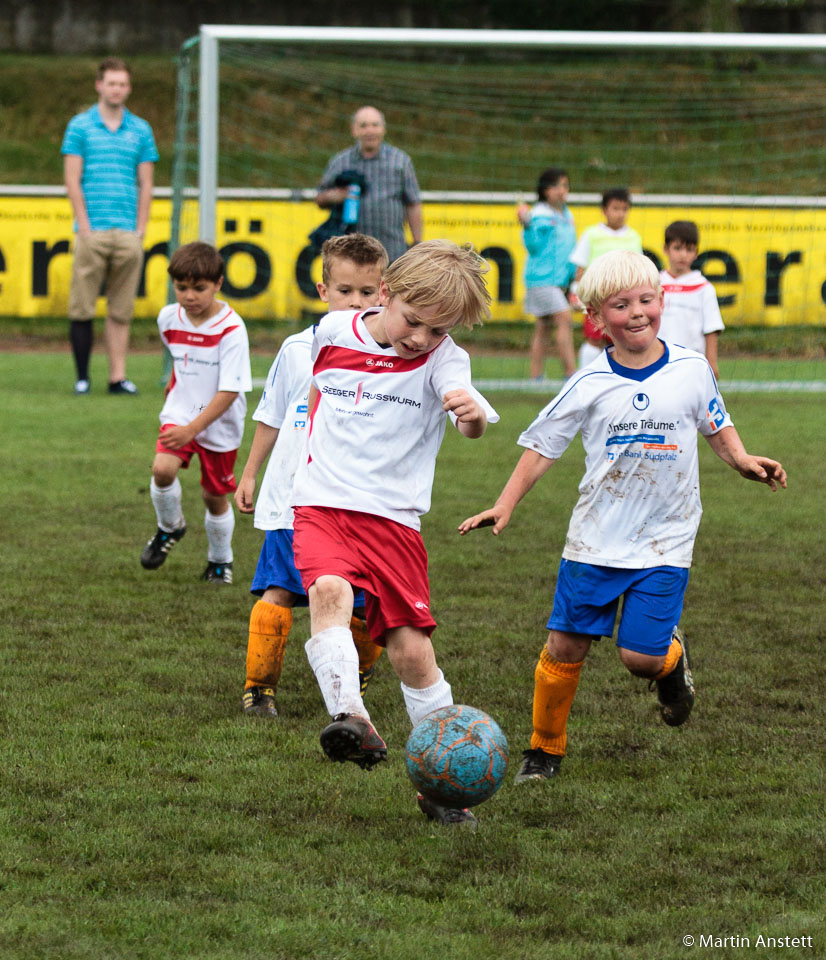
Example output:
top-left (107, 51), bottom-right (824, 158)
top-left (654, 636), bottom-right (682, 680)
top-left (350, 614), bottom-right (383, 673)
top-left (244, 601), bottom-right (292, 691)
top-left (530, 648), bottom-right (584, 757)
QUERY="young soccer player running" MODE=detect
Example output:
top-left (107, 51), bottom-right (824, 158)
top-left (459, 250), bottom-right (786, 785)
top-left (659, 220), bottom-right (725, 379)
top-left (234, 235), bottom-right (388, 718)
top-left (292, 240), bottom-right (499, 827)
top-left (140, 242), bottom-right (252, 583)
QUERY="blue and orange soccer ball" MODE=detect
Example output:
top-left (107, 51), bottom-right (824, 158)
top-left (405, 704), bottom-right (509, 808)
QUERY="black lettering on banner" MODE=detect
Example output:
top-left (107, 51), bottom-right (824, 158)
top-left (0, 245), bottom-right (5, 292)
top-left (137, 241), bottom-right (169, 297)
top-left (294, 245), bottom-right (319, 299)
top-left (219, 242), bottom-right (271, 298)
top-left (32, 240), bottom-right (70, 296)
top-left (764, 250), bottom-right (802, 306)
top-left (695, 249), bottom-right (740, 307)
top-left (480, 246), bottom-right (514, 302)
top-left (643, 248), bottom-right (662, 270)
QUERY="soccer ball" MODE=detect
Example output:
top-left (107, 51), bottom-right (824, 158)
top-left (405, 704), bottom-right (509, 808)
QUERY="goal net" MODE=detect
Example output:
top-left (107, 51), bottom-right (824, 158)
top-left (171, 26), bottom-right (826, 388)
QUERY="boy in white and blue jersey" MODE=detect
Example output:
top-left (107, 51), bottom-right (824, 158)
top-left (233, 235), bottom-right (389, 718)
top-left (62, 57), bottom-right (158, 395)
top-left (460, 250), bottom-right (786, 784)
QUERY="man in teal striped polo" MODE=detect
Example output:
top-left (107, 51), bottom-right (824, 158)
top-left (62, 57), bottom-right (158, 395)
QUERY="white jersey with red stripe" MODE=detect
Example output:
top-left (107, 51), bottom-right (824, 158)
top-left (251, 325), bottom-right (314, 530)
top-left (157, 300), bottom-right (252, 452)
top-left (292, 308), bottom-right (499, 531)
top-left (518, 341), bottom-right (733, 569)
top-left (659, 269), bottom-right (725, 355)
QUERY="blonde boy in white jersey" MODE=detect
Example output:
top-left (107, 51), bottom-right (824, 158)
top-left (140, 242), bottom-right (252, 583)
top-left (233, 234), bottom-right (388, 719)
top-left (460, 250), bottom-right (786, 784)
top-left (292, 240), bottom-right (499, 827)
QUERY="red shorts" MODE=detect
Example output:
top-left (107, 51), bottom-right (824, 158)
top-left (293, 506), bottom-right (437, 645)
top-left (156, 425), bottom-right (238, 496)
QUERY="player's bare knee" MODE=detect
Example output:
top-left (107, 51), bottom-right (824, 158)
top-left (618, 646), bottom-right (664, 678)
top-left (308, 576), bottom-right (354, 626)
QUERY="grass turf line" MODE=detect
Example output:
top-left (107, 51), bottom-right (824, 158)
top-left (0, 352), bottom-right (823, 959)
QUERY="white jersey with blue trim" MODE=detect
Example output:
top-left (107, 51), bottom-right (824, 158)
top-left (518, 341), bottom-right (733, 569)
top-left (292, 308), bottom-right (499, 531)
top-left (251, 325), bottom-right (315, 531)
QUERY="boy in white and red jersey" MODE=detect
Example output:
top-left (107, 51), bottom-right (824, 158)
top-left (233, 234), bottom-right (388, 719)
top-left (140, 242), bottom-right (252, 583)
top-left (460, 250), bottom-right (785, 785)
top-left (659, 220), bottom-right (725, 379)
top-left (292, 240), bottom-right (499, 828)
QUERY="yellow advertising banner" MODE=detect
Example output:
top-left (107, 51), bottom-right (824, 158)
top-left (2, 194), bottom-right (825, 325)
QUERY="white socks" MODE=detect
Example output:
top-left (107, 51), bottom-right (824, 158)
top-left (205, 508), bottom-right (234, 563)
top-left (401, 669), bottom-right (453, 726)
top-left (305, 626), bottom-right (366, 720)
top-left (150, 477), bottom-right (185, 532)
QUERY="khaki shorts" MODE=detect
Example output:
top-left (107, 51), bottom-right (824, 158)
top-left (68, 229), bottom-right (144, 324)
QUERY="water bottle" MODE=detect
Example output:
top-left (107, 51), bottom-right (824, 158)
top-left (342, 183), bottom-right (361, 226)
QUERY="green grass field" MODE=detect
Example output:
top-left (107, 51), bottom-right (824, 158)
top-left (1, 351), bottom-right (823, 959)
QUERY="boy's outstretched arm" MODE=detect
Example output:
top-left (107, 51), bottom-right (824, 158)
top-left (458, 448), bottom-right (555, 535)
top-left (705, 426), bottom-right (787, 491)
top-left (443, 389), bottom-right (487, 439)
top-left (234, 422), bottom-right (280, 514)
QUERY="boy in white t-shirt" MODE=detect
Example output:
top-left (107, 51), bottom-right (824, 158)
top-left (233, 234), bottom-right (389, 719)
top-left (140, 242), bottom-right (252, 583)
top-left (292, 240), bottom-right (499, 828)
top-left (659, 220), bottom-right (725, 379)
top-left (460, 250), bottom-right (786, 785)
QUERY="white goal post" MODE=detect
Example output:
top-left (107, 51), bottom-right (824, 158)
top-left (196, 24), bottom-right (826, 243)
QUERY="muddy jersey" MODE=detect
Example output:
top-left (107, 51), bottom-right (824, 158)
top-left (292, 308), bottom-right (499, 530)
top-left (252, 325), bottom-right (314, 530)
top-left (518, 341), bottom-right (733, 569)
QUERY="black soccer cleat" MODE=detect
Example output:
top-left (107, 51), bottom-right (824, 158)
top-left (241, 685), bottom-right (278, 718)
top-left (416, 793), bottom-right (478, 829)
top-left (320, 713), bottom-right (387, 770)
top-left (108, 378), bottom-right (138, 395)
top-left (202, 561), bottom-right (233, 585)
top-left (513, 747), bottom-right (563, 783)
top-left (140, 525), bottom-right (186, 569)
top-left (651, 627), bottom-right (695, 727)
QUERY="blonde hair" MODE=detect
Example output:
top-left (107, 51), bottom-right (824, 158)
top-left (320, 234), bottom-right (388, 285)
top-left (381, 240), bottom-right (491, 329)
top-left (578, 250), bottom-right (661, 313)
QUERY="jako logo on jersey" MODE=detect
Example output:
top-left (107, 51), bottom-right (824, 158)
top-left (415, 600), bottom-right (429, 610)
top-left (366, 358), bottom-right (395, 369)
top-left (633, 392), bottom-right (650, 411)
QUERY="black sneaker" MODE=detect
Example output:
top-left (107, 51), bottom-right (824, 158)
top-left (513, 748), bottom-right (563, 783)
top-left (320, 713), bottom-right (387, 770)
top-left (202, 561), bottom-right (233, 584)
top-left (108, 379), bottom-right (138, 395)
top-left (241, 686), bottom-right (277, 718)
top-left (358, 665), bottom-right (375, 697)
top-left (417, 793), bottom-right (478, 829)
top-left (140, 525), bottom-right (186, 569)
top-left (651, 627), bottom-right (694, 727)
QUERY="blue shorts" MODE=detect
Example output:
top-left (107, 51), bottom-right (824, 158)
top-left (251, 529), bottom-right (365, 608)
top-left (547, 559), bottom-right (689, 657)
